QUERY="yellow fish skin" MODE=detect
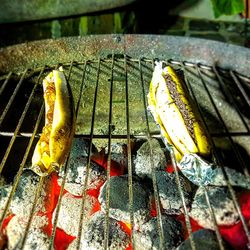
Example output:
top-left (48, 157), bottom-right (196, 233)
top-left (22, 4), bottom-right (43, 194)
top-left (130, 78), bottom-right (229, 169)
top-left (31, 68), bottom-right (75, 176)
top-left (148, 62), bottom-right (211, 161)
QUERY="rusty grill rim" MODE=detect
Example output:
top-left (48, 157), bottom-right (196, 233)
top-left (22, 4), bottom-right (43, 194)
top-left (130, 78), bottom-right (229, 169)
top-left (0, 55), bottom-right (250, 250)
top-left (0, 35), bottom-right (250, 77)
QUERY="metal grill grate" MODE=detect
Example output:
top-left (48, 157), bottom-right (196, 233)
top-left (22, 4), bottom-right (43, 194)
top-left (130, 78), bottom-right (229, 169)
top-left (0, 55), bottom-right (250, 250)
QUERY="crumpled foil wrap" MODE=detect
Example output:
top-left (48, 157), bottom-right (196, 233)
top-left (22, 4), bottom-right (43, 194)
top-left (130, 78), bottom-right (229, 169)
top-left (178, 153), bottom-right (250, 189)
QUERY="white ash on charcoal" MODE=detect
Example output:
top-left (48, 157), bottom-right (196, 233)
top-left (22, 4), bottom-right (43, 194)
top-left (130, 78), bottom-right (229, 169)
top-left (54, 192), bottom-right (98, 236)
top-left (69, 138), bottom-right (96, 159)
top-left (9, 170), bottom-right (54, 217)
top-left (177, 229), bottom-right (227, 250)
top-left (189, 186), bottom-right (239, 230)
top-left (58, 159), bottom-right (106, 196)
top-left (156, 171), bottom-right (193, 214)
top-left (79, 211), bottom-right (130, 250)
top-left (58, 138), bottom-right (105, 196)
top-left (133, 215), bottom-right (183, 250)
top-left (105, 143), bottom-right (127, 169)
top-left (6, 215), bottom-right (50, 250)
top-left (99, 175), bottom-right (150, 225)
top-left (0, 185), bottom-right (11, 217)
top-left (133, 138), bottom-right (168, 178)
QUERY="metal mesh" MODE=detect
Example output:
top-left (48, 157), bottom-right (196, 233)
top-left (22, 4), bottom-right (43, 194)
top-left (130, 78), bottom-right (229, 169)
top-left (0, 56), bottom-right (250, 250)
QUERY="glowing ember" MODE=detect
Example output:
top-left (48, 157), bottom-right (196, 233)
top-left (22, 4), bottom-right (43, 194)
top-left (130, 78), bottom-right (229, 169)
top-left (1, 139), bottom-right (250, 250)
top-left (91, 150), bottom-right (125, 176)
top-left (118, 221), bottom-right (132, 237)
top-left (165, 163), bottom-right (175, 173)
top-left (54, 228), bottom-right (76, 250)
top-left (150, 198), bottom-right (157, 217)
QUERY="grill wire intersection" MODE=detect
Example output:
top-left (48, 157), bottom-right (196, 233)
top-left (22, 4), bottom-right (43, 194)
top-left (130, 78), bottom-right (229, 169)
top-left (0, 55), bottom-right (250, 250)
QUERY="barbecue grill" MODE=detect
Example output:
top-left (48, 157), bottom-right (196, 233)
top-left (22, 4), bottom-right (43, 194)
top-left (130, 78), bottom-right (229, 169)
top-left (0, 34), bottom-right (250, 250)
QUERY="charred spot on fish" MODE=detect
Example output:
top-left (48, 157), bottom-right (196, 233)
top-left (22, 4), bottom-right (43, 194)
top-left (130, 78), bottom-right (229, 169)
top-left (163, 74), bottom-right (196, 143)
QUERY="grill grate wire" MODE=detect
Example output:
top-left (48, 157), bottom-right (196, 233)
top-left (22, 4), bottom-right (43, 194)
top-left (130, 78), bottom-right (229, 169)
top-left (0, 56), bottom-right (249, 250)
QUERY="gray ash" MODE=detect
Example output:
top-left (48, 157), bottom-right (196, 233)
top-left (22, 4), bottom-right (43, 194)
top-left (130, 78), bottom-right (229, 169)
top-left (6, 215), bottom-right (50, 250)
top-left (156, 171), bottom-right (193, 214)
top-left (55, 193), bottom-right (98, 236)
top-left (189, 186), bottom-right (239, 229)
top-left (58, 158), bottom-right (106, 196)
top-left (98, 175), bottom-right (150, 225)
top-left (81, 211), bottom-right (130, 250)
top-left (10, 170), bottom-right (54, 217)
top-left (134, 138), bottom-right (167, 178)
top-left (70, 137), bottom-right (96, 159)
top-left (134, 215), bottom-right (183, 250)
top-left (177, 229), bottom-right (224, 250)
top-left (58, 138), bottom-right (105, 196)
top-left (0, 184), bottom-right (11, 217)
top-left (105, 143), bottom-right (127, 169)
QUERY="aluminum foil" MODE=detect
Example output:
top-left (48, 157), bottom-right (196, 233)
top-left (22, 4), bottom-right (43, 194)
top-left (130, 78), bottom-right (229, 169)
top-left (178, 154), bottom-right (250, 190)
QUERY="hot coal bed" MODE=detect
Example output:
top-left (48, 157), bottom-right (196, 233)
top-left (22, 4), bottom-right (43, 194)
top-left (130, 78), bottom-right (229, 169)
top-left (1, 137), bottom-right (250, 250)
top-left (0, 55), bottom-right (250, 250)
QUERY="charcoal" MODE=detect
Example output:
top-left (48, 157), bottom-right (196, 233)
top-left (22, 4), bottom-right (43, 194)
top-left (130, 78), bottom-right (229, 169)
top-left (189, 186), bottom-right (239, 229)
top-left (6, 215), bottom-right (50, 250)
top-left (81, 211), bottom-right (130, 250)
top-left (0, 185), bottom-right (11, 217)
top-left (55, 193), bottom-right (98, 236)
top-left (98, 175), bottom-right (150, 225)
top-left (105, 143), bottom-right (127, 168)
top-left (134, 216), bottom-right (183, 250)
top-left (69, 138), bottom-right (94, 159)
top-left (10, 170), bottom-right (53, 217)
top-left (177, 229), bottom-right (222, 250)
top-left (156, 171), bottom-right (193, 214)
top-left (58, 136), bottom-right (105, 197)
top-left (58, 158), bottom-right (106, 196)
top-left (134, 138), bottom-right (167, 178)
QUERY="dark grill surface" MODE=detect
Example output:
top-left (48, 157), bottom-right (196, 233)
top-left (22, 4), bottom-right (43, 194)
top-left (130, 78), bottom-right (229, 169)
top-left (0, 56), bottom-right (250, 249)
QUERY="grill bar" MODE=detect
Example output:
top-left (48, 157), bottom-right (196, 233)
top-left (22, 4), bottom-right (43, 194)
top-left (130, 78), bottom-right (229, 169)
top-left (125, 55), bottom-right (135, 247)
top-left (0, 102), bottom-right (45, 228)
top-left (0, 56), bottom-right (249, 250)
top-left (72, 60), bottom-right (88, 250)
top-left (203, 185), bottom-right (225, 250)
top-left (0, 67), bottom-right (44, 175)
top-left (196, 65), bottom-right (250, 176)
top-left (148, 60), bottom-right (165, 250)
top-left (230, 70), bottom-right (250, 109)
top-left (104, 55), bottom-right (114, 250)
top-left (20, 176), bottom-right (45, 249)
top-left (182, 63), bottom-right (250, 246)
top-left (1, 131), bottom-right (249, 138)
top-left (162, 62), bottom-right (198, 248)
top-left (213, 67), bottom-right (250, 133)
top-left (169, 148), bottom-right (196, 250)
top-left (49, 61), bottom-right (75, 249)
top-left (0, 69), bottom-right (28, 127)
top-left (212, 67), bottom-right (250, 177)
top-left (181, 68), bottom-right (225, 248)
top-left (0, 71), bottom-right (12, 96)
top-left (76, 59), bottom-right (101, 249)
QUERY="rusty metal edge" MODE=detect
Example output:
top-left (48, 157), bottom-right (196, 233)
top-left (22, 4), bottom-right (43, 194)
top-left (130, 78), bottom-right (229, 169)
top-left (0, 34), bottom-right (249, 76)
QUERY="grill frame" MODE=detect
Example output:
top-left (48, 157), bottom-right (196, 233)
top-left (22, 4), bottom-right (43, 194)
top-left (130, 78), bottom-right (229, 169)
top-left (0, 35), bottom-right (250, 76)
top-left (0, 54), bottom-right (250, 250)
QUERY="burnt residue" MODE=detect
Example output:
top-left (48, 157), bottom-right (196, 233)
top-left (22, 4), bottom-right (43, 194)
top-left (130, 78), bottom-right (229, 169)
top-left (163, 74), bottom-right (196, 142)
